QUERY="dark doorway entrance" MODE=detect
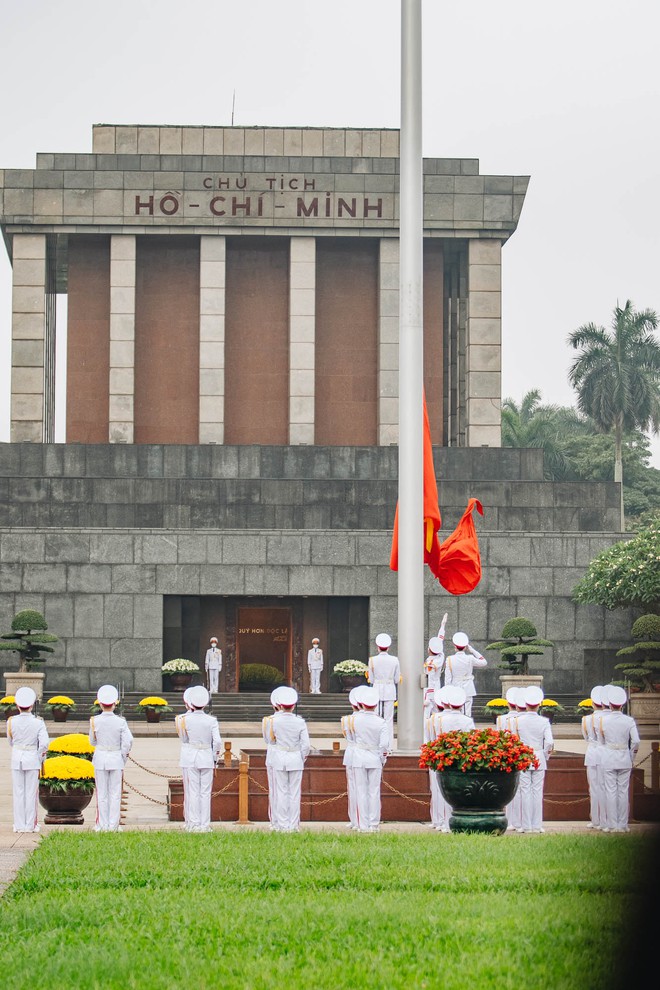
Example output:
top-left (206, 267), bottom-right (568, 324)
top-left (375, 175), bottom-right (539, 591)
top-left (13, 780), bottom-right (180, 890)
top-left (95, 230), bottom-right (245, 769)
top-left (237, 606), bottom-right (292, 684)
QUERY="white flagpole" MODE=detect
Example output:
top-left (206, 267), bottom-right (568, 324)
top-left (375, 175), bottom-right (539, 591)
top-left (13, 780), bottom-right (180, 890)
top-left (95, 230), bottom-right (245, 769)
top-left (397, 0), bottom-right (424, 752)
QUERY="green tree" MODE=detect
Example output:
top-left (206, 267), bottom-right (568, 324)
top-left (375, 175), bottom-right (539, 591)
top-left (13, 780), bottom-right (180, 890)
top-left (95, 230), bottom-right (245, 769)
top-left (567, 300), bottom-right (660, 528)
top-left (0, 609), bottom-right (58, 673)
top-left (614, 614), bottom-right (660, 693)
top-left (572, 518), bottom-right (660, 612)
top-left (501, 390), bottom-right (574, 480)
top-left (485, 617), bottom-right (554, 677)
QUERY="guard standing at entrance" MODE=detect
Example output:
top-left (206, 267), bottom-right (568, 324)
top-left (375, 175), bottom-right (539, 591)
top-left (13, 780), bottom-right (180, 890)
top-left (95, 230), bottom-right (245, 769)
top-left (204, 637), bottom-right (222, 694)
top-left (307, 637), bottom-right (324, 694)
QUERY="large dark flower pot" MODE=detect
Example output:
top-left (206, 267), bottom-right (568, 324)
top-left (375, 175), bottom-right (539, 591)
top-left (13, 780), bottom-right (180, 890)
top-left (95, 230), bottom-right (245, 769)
top-left (145, 709), bottom-right (161, 723)
top-left (52, 709), bottom-right (69, 723)
top-left (437, 770), bottom-right (520, 835)
top-left (170, 674), bottom-right (193, 689)
top-left (38, 785), bottom-right (94, 825)
top-left (339, 675), bottom-right (366, 692)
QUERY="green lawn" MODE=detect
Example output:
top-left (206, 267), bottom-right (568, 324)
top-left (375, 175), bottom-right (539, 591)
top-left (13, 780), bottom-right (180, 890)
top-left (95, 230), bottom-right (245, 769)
top-left (2, 831), bottom-right (655, 990)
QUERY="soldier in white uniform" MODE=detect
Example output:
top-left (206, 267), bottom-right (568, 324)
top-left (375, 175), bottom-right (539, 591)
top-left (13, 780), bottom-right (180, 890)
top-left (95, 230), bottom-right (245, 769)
top-left (340, 686), bottom-right (362, 830)
top-left (89, 684), bottom-right (133, 832)
top-left (498, 687), bottom-right (527, 831)
top-left (598, 685), bottom-right (640, 832)
top-left (307, 637), bottom-right (324, 694)
top-left (515, 686), bottom-right (554, 833)
top-left (350, 686), bottom-right (390, 832)
top-left (368, 633), bottom-right (401, 749)
top-left (7, 686), bottom-right (49, 833)
top-left (425, 685), bottom-right (475, 831)
top-left (263, 686), bottom-right (311, 832)
top-left (204, 637), bottom-right (222, 694)
top-left (176, 684), bottom-right (222, 832)
top-left (581, 685), bottom-right (606, 829)
top-left (443, 631), bottom-right (487, 718)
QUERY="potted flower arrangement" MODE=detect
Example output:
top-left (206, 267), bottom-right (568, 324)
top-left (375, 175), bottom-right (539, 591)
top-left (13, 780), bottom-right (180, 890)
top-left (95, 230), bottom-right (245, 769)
top-left (419, 727), bottom-right (538, 834)
top-left (45, 695), bottom-right (76, 722)
top-left (332, 659), bottom-right (369, 692)
top-left (39, 754), bottom-right (96, 824)
top-left (136, 696), bottom-right (173, 723)
top-left (47, 733), bottom-right (95, 761)
top-left (0, 695), bottom-right (18, 719)
top-left (483, 698), bottom-right (509, 722)
top-left (539, 698), bottom-right (564, 722)
top-left (576, 698), bottom-right (594, 717)
top-left (239, 664), bottom-right (286, 693)
top-left (161, 658), bottom-right (200, 690)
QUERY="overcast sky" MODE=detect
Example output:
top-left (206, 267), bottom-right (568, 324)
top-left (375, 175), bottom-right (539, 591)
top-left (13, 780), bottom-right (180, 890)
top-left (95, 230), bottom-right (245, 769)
top-left (1, 0), bottom-right (658, 463)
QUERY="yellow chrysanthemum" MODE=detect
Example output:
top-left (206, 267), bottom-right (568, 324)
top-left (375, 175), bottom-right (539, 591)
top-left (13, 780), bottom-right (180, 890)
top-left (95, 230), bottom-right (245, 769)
top-left (485, 698), bottom-right (509, 708)
top-left (578, 699), bottom-right (594, 708)
top-left (48, 733), bottom-right (95, 755)
top-left (139, 696), bottom-right (169, 706)
top-left (42, 755), bottom-right (95, 781)
top-left (0, 695), bottom-right (16, 705)
top-left (46, 695), bottom-right (75, 706)
top-left (541, 699), bottom-right (559, 707)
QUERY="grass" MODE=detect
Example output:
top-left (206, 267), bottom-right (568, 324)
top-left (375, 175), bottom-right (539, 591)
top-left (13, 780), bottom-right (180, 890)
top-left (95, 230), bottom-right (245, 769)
top-left (1, 831), bottom-right (657, 990)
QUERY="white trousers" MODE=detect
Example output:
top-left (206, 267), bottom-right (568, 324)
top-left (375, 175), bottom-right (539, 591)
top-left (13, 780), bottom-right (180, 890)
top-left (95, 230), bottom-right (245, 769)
top-left (429, 770), bottom-right (450, 830)
top-left (12, 769), bottom-right (39, 832)
top-left (309, 668), bottom-right (322, 694)
top-left (353, 766), bottom-right (382, 831)
top-left (185, 767), bottom-right (214, 831)
top-left (586, 765), bottom-right (602, 827)
top-left (95, 768), bottom-right (123, 831)
top-left (346, 766), bottom-right (357, 827)
top-left (207, 668), bottom-right (219, 694)
top-left (378, 700), bottom-right (395, 748)
top-left (267, 767), bottom-right (303, 831)
top-left (505, 781), bottom-right (523, 830)
top-left (519, 768), bottom-right (545, 831)
top-left (602, 768), bottom-right (631, 831)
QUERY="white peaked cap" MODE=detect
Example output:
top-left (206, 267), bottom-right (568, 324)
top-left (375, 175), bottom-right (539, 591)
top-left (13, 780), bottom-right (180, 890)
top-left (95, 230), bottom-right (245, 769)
top-left (505, 687), bottom-right (518, 704)
top-left (189, 685), bottom-right (210, 708)
top-left (434, 687), bottom-right (449, 708)
top-left (360, 686), bottom-right (380, 708)
top-left (514, 688), bottom-right (528, 709)
top-left (15, 686), bottom-right (36, 708)
top-left (375, 633), bottom-right (391, 649)
top-left (525, 686), bottom-right (544, 706)
top-left (452, 632), bottom-right (469, 648)
top-left (97, 684), bottom-right (119, 705)
top-left (445, 685), bottom-right (467, 707)
top-left (590, 685), bottom-right (604, 705)
top-left (182, 687), bottom-right (194, 707)
top-left (601, 684), bottom-right (614, 706)
top-left (607, 685), bottom-right (627, 707)
top-left (348, 686), bottom-right (361, 707)
top-left (428, 636), bottom-right (443, 655)
top-left (271, 686), bottom-right (297, 707)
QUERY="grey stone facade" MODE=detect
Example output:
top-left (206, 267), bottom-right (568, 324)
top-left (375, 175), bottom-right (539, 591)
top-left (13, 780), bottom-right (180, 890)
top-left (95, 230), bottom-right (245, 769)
top-left (0, 444), bottom-right (631, 695)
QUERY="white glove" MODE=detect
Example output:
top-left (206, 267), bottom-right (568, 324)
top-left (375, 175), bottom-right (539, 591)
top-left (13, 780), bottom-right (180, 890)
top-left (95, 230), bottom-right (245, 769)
top-left (438, 612), bottom-right (448, 638)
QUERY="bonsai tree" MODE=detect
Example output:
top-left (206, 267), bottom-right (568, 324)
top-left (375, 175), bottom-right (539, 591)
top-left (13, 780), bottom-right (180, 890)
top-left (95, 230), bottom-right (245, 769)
top-left (0, 609), bottom-right (58, 672)
top-left (572, 517), bottom-right (660, 612)
top-left (485, 617), bottom-right (554, 676)
top-left (614, 613), bottom-right (660, 693)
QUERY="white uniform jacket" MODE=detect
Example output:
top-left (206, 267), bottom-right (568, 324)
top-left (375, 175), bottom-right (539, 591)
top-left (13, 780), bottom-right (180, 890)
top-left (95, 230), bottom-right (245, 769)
top-left (177, 710), bottom-right (222, 769)
top-left (368, 653), bottom-right (401, 701)
top-left (581, 712), bottom-right (602, 767)
top-left (205, 647), bottom-right (222, 672)
top-left (263, 712), bottom-right (311, 771)
top-left (89, 712), bottom-right (133, 771)
top-left (425, 710), bottom-right (475, 743)
top-left (350, 711), bottom-right (390, 768)
top-left (495, 710), bottom-right (516, 733)
top-left (598, 710), bottom-right (640, 770)
top-left (443, 649), bottom-right (487, 699)
top-left (341, 713), bottom-right (356, 768)
top-left (7, 713), bottom-right (49, 769)
top-left (424, 649), bottom-right (445, 691)
top-left (513, 712), bottom-right (553, 770)
top-left (307, 647), bottom-right (324, 671)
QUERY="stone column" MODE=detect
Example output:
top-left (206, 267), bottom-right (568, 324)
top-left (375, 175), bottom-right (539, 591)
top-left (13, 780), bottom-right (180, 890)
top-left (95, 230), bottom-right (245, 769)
top-left (109, 234), bottom-right (136, 443)
top-left (289, 236), bottom-right (315, 444)
top-left (379, 238), bottom-right (399, 445)
top-left (199, 235), bottom-right (226, 444)
top-left (10, 234), bottom-right (47, 442)
top-left (466, 239), bottom-right (502, 447)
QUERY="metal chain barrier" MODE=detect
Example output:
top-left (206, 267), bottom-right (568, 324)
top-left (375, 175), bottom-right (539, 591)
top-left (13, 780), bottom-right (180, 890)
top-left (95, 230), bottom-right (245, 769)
top-left (382, 780), bottom-right (430, 807)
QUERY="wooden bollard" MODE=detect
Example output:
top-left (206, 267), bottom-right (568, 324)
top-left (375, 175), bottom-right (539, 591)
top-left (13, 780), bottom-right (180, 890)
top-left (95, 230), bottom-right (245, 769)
top-left (238, 752), bottom-right (250, 824)
top-left (224, 740), bottom-right (232, 767)
top-left (332, 740), bottom-right (341, 752)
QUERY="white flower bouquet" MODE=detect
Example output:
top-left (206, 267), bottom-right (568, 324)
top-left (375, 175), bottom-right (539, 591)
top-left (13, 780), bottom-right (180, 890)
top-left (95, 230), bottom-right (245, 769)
top-left (333, 659), bottom-right (369, 677)
top-left (161, 658), bottom-right (200, 674)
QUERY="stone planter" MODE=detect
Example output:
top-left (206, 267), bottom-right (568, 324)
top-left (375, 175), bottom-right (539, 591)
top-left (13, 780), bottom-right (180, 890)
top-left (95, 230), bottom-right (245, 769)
top-left (499, 674), bottom-right (543, 698)
top-left (629, 692), bottom-right (660, 727)
top-left (437, 770), bottom-right (520, 834)
top-left (38, 785), bottom-right (94, 825)
top-left (3, 671), bottom-right (46, 702)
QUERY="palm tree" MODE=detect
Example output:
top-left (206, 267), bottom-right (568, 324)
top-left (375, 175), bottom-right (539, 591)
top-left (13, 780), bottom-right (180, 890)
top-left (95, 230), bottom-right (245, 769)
top-left (502, 389), bottom-right (573, 480)
top-left (568, 301), bottom-right (660, 528)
